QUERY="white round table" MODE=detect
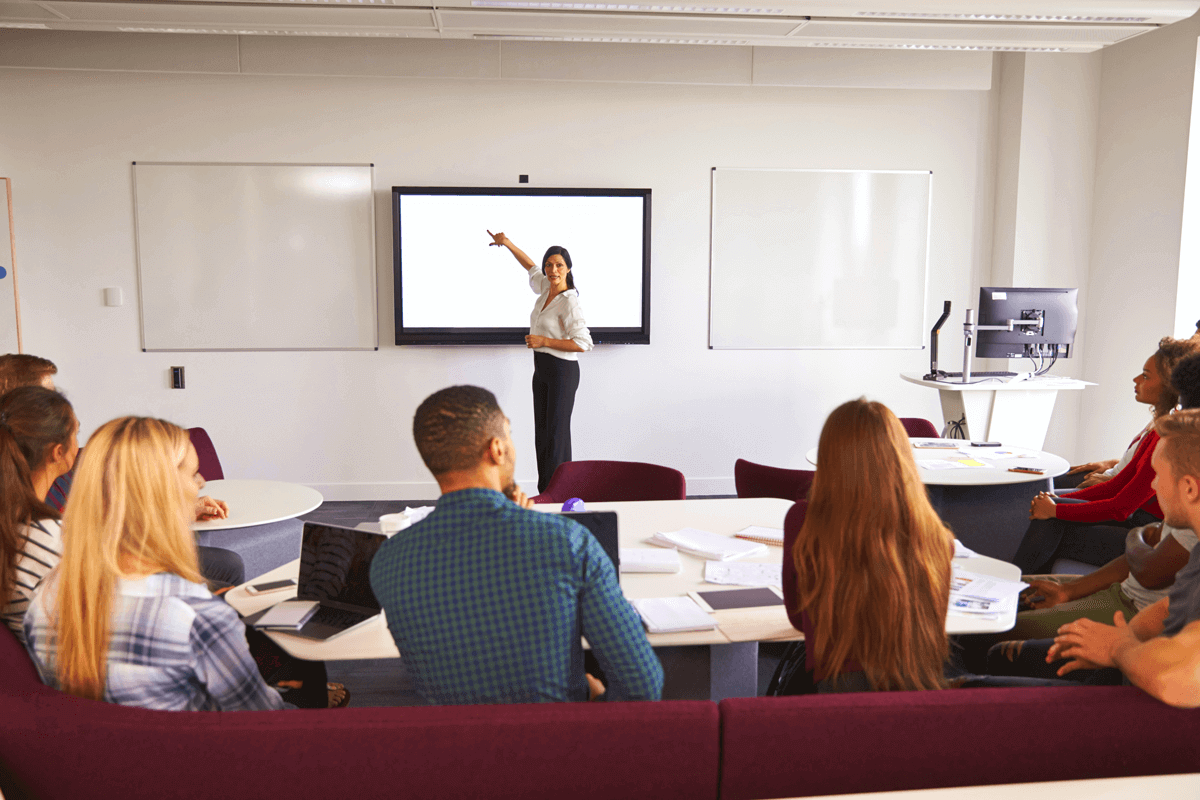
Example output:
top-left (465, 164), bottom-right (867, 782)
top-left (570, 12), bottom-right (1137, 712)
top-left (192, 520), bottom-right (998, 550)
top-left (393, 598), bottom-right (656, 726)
top-left (806, 440), bottom-right (1069, 563)
top-left (194, 479), bottom-right (323, 531)
top-left (805, 440), bottom-right (1069, 486)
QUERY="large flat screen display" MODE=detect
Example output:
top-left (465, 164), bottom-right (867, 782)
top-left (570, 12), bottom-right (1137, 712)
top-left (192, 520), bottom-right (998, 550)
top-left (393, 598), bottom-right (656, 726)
top-left (392, 187), bottom-right (651, 345)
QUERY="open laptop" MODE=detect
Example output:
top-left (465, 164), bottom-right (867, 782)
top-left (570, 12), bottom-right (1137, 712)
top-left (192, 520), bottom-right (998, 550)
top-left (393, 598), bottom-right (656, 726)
top-left (244, 522), bottom-right (386, 641)
top-left (561, 511), bottom-right (620, 580)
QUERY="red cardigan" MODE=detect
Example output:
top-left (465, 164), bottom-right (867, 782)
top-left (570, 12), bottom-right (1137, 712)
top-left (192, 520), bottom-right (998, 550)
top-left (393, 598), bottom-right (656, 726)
top-left (1055, 430), bottom-right (1163, 523)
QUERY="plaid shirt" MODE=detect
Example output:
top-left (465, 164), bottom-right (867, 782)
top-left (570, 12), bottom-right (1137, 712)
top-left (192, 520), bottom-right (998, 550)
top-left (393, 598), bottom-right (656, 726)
top-left (369, 488), bottom-right (662, 705)
top-left (25, 572), bottom-right (285, 711)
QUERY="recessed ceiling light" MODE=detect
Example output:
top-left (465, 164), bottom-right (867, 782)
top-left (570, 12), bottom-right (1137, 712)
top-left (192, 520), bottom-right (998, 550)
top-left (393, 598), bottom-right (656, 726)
top-left (472, 1), bottom-right (784, 13)
top-left (807, 41), bottom-right (1069, 52)
top-left (475, 32), bottom-right (748, 43)
top-left (116, 26), bottom-right (406, 35)
top-left (854, 12), bottom-right (1149, 23)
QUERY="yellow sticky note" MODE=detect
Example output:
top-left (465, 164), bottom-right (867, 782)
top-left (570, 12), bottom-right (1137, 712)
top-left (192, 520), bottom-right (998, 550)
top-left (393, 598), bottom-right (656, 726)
top-left (956, 459), bottom-right (986, 467)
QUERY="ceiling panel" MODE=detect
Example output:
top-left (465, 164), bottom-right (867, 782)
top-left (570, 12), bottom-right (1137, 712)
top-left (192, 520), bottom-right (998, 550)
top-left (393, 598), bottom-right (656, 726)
top-left (42, 1), bottom-right (436, 26)
top-left (439, 9), bottom-right (805, 34)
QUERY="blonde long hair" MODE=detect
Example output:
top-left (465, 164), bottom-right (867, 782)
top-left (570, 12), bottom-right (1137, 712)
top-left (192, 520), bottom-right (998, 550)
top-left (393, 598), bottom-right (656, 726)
top-left (792, 399), bottom-right (953, 691)
top-left (53, 417), bottom-right (201, 700)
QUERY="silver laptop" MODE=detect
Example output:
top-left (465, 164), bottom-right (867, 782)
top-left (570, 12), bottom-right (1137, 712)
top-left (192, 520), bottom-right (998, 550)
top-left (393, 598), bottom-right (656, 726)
top-left (246, 522), bottom-right (386, 641)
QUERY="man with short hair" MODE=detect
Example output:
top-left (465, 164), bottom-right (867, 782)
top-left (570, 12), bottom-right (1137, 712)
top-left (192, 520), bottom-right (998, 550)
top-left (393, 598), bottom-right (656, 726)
top-left (370, 385), bottom-right (663, 705)
top-left (1050, 409), bottom-right (1200, 707)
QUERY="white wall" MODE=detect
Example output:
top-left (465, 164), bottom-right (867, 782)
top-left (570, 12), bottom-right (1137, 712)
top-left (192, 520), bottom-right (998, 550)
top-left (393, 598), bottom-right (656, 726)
top-left (3, 20), bottom-right (1184, 498)
top-left (1081, 12), bottom-right (1200, 462)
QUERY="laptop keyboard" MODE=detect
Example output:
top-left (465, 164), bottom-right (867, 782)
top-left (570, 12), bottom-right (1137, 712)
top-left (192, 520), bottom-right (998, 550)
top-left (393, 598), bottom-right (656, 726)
top-left (311, 605), bottom-right (370, 628)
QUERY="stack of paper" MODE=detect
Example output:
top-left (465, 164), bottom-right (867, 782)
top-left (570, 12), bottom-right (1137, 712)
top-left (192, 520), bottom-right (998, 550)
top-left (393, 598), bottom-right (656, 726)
top-left (952, 540), bottom-right (978, 559)
top-left (632, 597), bottom-right (719, 633)
top-left (620, 548), bottom-right (682, 574)
top-left (648, 528), bottom-right (768, 561)
top-left (704, 561), bottom-right (783, 589)
top-left (948, 566), bottom-right (1028, 620)
top-left (734, 525), bottom-right (784, 546)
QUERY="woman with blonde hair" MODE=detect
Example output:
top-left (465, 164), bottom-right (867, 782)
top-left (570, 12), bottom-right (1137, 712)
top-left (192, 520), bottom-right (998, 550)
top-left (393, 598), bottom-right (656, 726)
top-left (787, 398), bottom-right (954, 692)
top-left (24, 416), bottom-right (344, 709)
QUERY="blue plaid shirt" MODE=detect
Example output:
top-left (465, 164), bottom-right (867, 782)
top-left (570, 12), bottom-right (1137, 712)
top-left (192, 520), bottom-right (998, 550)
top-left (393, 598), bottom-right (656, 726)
top-left (25, 572), bottom-right (285, 711)
top-left (369, 488), bottom-right (662, 705)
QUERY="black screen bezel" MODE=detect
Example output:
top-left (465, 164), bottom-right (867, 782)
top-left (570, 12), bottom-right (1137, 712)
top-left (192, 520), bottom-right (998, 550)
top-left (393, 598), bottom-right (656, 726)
top-left (392, 186), bottom-right (652, 346)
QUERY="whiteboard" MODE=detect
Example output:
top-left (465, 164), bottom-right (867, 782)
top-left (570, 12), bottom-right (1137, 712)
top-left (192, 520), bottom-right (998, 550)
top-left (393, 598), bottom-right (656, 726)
top-left (133, 163), bottom-right (377, 351)
top-left (709, 168), bottom-right (931, 350)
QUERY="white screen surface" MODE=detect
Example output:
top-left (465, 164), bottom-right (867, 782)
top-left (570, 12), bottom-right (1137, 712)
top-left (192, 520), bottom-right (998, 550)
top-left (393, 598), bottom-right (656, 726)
top-left (398, 193), bottom-right (645, 330)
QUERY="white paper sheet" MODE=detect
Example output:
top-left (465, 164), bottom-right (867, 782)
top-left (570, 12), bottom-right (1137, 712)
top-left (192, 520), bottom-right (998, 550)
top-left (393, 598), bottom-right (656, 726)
top-left (704, 561), bottom-right (783, 589)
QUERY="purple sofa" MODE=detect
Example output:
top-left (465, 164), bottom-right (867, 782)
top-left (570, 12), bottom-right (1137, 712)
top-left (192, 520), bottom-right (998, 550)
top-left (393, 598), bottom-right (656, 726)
top-left (7, 620), bottom-right (1200, 800)
top-left (0, 626), bottom-right (719, 800)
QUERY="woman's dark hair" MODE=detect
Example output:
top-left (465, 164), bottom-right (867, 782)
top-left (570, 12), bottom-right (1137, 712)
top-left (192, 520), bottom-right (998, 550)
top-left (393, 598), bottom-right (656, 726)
top-left (0, 386), bottom-right (74, 617)
top-left (1172, 353), bottom-right (1200, 410)
top-left (1153, 337), bottom-right (1200, 418)
top-left (542, 246), bottom-right (576, 291)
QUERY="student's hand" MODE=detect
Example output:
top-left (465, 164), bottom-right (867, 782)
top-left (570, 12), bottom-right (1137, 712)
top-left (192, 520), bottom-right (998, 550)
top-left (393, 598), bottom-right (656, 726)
top-left (525, 335), bottom-right (547, 349)
top-left (195, 496), bottom-right (229, 521)
top-left (1023, 579), bottom-right (1071, 609)
top-left (1029, 492), bottom-right (1057, 520)
top-left (1077, 472), bottom-right (1112, 489)
top-left (1067, 461), bottom-right (1108, 475)
top-left (1048, 612), bottom-right (1132, 675)
top-left (487, 229), bottom-right (509, 248)
top-left (510, 487), bottom-right (534, 510)
top-left (587, 673), bottom-right (606, 701)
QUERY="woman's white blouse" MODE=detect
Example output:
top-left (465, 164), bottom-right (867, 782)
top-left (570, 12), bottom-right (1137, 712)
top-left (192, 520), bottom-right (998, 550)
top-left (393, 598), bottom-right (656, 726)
top-left (527, 266), bottom-right (593, 361)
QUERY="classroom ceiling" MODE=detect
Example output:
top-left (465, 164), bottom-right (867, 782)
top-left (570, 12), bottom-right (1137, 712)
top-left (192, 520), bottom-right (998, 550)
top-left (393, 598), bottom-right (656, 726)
top-left (1, 0), bottom-right (1197, 50)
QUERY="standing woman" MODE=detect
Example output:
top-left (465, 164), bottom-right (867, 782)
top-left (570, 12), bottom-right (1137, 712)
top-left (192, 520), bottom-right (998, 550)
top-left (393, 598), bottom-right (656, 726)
top-left (488, 230), bottom-right (593, 493)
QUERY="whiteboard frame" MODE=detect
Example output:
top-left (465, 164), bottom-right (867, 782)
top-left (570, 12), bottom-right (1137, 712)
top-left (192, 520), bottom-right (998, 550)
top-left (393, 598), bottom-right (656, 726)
top-left (0, 178), bottom-right (22, 353)
top-left (708, 167), bottom-right (932, 351)
top-left (132, 161), bottom-right (378, 353)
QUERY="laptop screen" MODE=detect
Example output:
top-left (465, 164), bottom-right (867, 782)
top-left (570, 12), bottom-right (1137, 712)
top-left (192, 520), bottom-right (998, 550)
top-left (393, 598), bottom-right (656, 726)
top-left (297, 522), bottom-right (386, 611)
top-left (561, 511), bottom-right (620, 579)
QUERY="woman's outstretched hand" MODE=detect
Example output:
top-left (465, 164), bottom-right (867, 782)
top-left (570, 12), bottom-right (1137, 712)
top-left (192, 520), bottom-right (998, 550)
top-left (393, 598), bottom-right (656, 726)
top-left (487, 230), bottom-right (509, 247)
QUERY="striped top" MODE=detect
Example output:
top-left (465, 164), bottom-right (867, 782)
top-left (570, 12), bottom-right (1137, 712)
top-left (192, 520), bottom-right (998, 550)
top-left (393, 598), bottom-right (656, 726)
top-left (2, 518), bottom-right (62, 645)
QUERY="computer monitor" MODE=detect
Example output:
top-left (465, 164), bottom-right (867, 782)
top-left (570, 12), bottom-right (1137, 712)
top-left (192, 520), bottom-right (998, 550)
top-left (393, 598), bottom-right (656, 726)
top-left (975, 287), bottom-right (1078, 360)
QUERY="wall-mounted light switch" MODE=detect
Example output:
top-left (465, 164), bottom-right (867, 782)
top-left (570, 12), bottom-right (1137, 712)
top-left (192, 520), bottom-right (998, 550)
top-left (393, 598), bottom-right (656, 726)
top-left (171, 367), bottom-right (185, 389)
top-left (104, 287), bottom-right (123, 307)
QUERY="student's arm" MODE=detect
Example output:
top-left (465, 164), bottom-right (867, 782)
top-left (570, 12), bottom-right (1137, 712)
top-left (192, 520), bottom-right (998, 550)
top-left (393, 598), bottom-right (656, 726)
top-left (1024, 555), bottom-right (1130, 609)
top-left (1115, 619), bottom-right (1200, 708)
top-left (577, 537), bottom-right (663, 701)
top-left (1126, 524), bottom-right (1192, 590)
top-left (190, 601), bottom-right (287, 711)
top-left (1053, 437), bottom-right (1160, 524)
top-left (487, 230), bottom-right (537, 271)
top-left (1047, 598), bottom-right (1170, 676)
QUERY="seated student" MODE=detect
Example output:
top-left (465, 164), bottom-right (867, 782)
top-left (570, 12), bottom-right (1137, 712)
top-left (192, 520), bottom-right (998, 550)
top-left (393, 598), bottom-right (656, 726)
top-left (1057, 338), bottom-right (1199, 490)
top-left (1043, 409), bottom-right (1200, 706)
top-left (789, 398), bottom-right (955, 692)
top-left (0, 354), bottom-right (72, 508)
top-left (1012, 337), bottom-right (1200, 574)
top-left (369, 385), bottom-right (662, 705)
top-left (996, 352), bottom-right (1200, 645)
top-left (0, 387), bottom-right (78, 643)
top-left (24, 416), bottom-right (345, 710)
top-left (0, 352), bottom-right (244, 588)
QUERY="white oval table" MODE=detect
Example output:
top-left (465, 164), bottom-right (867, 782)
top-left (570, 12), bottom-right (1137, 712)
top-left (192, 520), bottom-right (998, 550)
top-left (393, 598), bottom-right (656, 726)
top-left (807, 440), bottom-right (1069, 563)
top-left (194, 479), bottom-right (324, 531)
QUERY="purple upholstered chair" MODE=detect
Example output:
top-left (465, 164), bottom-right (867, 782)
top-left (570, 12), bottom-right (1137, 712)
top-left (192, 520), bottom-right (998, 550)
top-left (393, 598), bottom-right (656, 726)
top-left (733, 459), bottom-right (814, 503)
top-left (187, 427), bottom-right (225, 481)
top-left (532, 460), bottom-right (686, 504)
top-left (899, 417), bottom-right (941, 438)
